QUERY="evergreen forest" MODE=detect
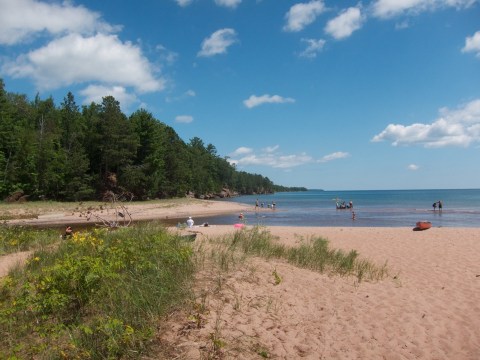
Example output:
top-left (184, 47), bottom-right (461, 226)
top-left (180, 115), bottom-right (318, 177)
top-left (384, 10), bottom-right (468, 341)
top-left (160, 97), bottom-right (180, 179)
top-left (0, 79), bottom-right (306, 201)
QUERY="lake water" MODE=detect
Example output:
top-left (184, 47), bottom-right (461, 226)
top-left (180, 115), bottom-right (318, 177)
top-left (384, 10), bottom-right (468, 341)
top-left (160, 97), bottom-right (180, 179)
top-left (200, 189), bottom-right (480, 228)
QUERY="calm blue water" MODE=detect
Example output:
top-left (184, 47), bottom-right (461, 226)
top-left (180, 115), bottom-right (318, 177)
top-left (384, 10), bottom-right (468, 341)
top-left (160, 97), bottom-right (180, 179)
top-left (201, 189), bottom-right (480, 228)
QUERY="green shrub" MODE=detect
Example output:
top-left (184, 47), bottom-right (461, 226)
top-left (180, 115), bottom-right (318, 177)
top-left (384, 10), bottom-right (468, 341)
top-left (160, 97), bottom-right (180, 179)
top-left (0, 223), bottom-right (194, 359)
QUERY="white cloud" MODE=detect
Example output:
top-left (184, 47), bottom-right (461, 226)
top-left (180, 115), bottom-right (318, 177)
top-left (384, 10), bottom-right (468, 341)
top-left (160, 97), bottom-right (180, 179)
top-left (408, 164), bottom-right (420, 170)
top-left (462, 31), bottom-right (480, 58)
top-left (325, 7), bottom-right (364, 40)
top-left (372, 98), bottom-right (480, 147)
top-left (230, 146), bottom-right (313, 169)
top-left (283, 0), bottom-right (326, 32)
top-left (243, 94), bottom-right (295, 108)
top-left (2, 33), bottom-right (164, 93)
top-left (318, 151), bottom-right (350, 163)
top-left (215, 0), bottom-right (242, 8)
top-left (80, 85), bottom-right (138, 109)
top-left (175, 115), bottom-right (194, 123)
top-left (175, 0), bottom-right (194, 7)
top-left (299, 38), bottom-right (326, 58)
top-left (231, 147), bottom-right (254, 156)
top-left (229, 145), bottom-right (350, 169)
top-left (0, 0), bottom-right (118, 45)
top-left (371, 0), bottom-right (477, 19)
top-left (198, 28), bottom-right (238, 57)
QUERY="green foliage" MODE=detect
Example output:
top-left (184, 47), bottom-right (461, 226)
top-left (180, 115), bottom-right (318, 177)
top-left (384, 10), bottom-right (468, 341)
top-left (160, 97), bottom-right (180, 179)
top-left (0, 223), bottom-right (195, 359)
top-left (0, 79), bottom-right (303, 201)
top-left (0, 226), bottom-right (58, 255)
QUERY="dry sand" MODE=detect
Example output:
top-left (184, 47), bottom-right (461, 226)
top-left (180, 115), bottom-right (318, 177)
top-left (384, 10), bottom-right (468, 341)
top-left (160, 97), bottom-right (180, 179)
top-left (1, 201), bottom-right (479, 359)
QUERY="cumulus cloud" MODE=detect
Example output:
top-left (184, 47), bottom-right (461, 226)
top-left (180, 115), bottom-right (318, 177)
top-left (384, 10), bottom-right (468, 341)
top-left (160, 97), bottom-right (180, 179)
top-left (243, 94), bottom-right (295, 108)
top-left (2, 33), bottom-right (164, 93)
top-left (462, 31), bottom-right (480, 58)
top-left (198, 28), bottom-right (238, 57)
top-left (175, 115), bottom-right (194, 123)
top-left (325, 7), bottom-right (364, 40)
top-left (371, 0), bottom-right (477, 19)
top-left (231, 147), bottom-right (254, 156)
top-left (80, 85), bottom-right (138, 109)
top-left (299, 38), bottom-right (326, 58)
top-left (318, 151), bottom-right (350, 163)
top-left (0, 0), bottom-right (118, 45)
top-left (283, 0), bottom-right (326, 32)
top-left (229, 146), bottom-right (313, 169)
top-left (408, 164), bottom-right (420, 170)
top-left (0, 0), bottom-right (165, 106)
top-left (215, 0), bottom-right (242, 8)
top-left (372, 98), bottom-right (480, 147)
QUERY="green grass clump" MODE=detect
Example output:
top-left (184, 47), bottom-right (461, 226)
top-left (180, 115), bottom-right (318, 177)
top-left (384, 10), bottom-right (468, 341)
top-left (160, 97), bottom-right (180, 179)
top-left (0, 225), bottom-right (59, 255)
top-left (0, 223), bottom-right (194, 359)
top-left (221, 226), bottom-right (388, 282)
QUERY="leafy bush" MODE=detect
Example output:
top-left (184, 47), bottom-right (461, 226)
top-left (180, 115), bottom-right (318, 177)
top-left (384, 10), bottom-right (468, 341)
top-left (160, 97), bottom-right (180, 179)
top-left (0, 223), bottom-right (194, 359)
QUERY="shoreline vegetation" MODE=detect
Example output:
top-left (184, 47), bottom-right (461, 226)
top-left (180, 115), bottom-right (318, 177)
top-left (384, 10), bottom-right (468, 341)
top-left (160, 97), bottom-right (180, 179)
top-left (1, 79), bottom-right (306, 205)
top-left (0, 224), bottom-right (386, 359)
top-left (1, 201), bottom-right (480, 358)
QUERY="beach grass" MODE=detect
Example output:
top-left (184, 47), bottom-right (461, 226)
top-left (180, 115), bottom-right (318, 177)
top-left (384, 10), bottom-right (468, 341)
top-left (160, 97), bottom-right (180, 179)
top-left (211, 226), bottom-right (388, 282)
top-left (0, 225), bottom-right (59, 255)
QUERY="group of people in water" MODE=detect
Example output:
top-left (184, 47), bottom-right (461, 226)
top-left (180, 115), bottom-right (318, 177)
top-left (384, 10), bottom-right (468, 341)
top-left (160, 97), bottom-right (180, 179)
top-left (336, 200), bottom-right (353, 209)
top-left (255, 198), bottom-right (276, 210)
top-left (432, 200), bottom-right (443, 211)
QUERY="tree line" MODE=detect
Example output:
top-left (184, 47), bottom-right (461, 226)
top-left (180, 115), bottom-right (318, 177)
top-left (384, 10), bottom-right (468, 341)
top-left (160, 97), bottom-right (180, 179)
top-left (0, 79), bottom-right (306, 201)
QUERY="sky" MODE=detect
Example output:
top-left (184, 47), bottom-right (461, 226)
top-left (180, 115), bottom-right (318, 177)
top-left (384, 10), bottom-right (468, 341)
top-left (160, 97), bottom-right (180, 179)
top-left (0, 0), bottom-right (479, 190)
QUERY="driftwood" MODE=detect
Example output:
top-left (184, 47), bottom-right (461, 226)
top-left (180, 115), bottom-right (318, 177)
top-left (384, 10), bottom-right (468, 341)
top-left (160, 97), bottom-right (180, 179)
top-left (79, 191), bottom-right (133, 228)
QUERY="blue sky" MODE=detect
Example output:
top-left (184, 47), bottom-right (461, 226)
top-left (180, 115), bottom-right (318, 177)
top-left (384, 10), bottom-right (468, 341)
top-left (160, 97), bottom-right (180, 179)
top-left (1, 0), bottom-right (479, 190)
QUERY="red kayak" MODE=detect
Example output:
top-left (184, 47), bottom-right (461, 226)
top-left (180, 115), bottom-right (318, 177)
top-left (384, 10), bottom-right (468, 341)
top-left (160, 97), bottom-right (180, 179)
top-left (416, 221), bottom-right (432, 230)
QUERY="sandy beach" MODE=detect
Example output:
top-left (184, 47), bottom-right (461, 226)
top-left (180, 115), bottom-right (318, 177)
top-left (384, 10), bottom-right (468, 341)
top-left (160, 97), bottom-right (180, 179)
top-left (1, 201), bottom-right (479, 359)
top-left (167, 225), bottom-right (480, 359)
top-left (2, 198), bottom-right (252, 227)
